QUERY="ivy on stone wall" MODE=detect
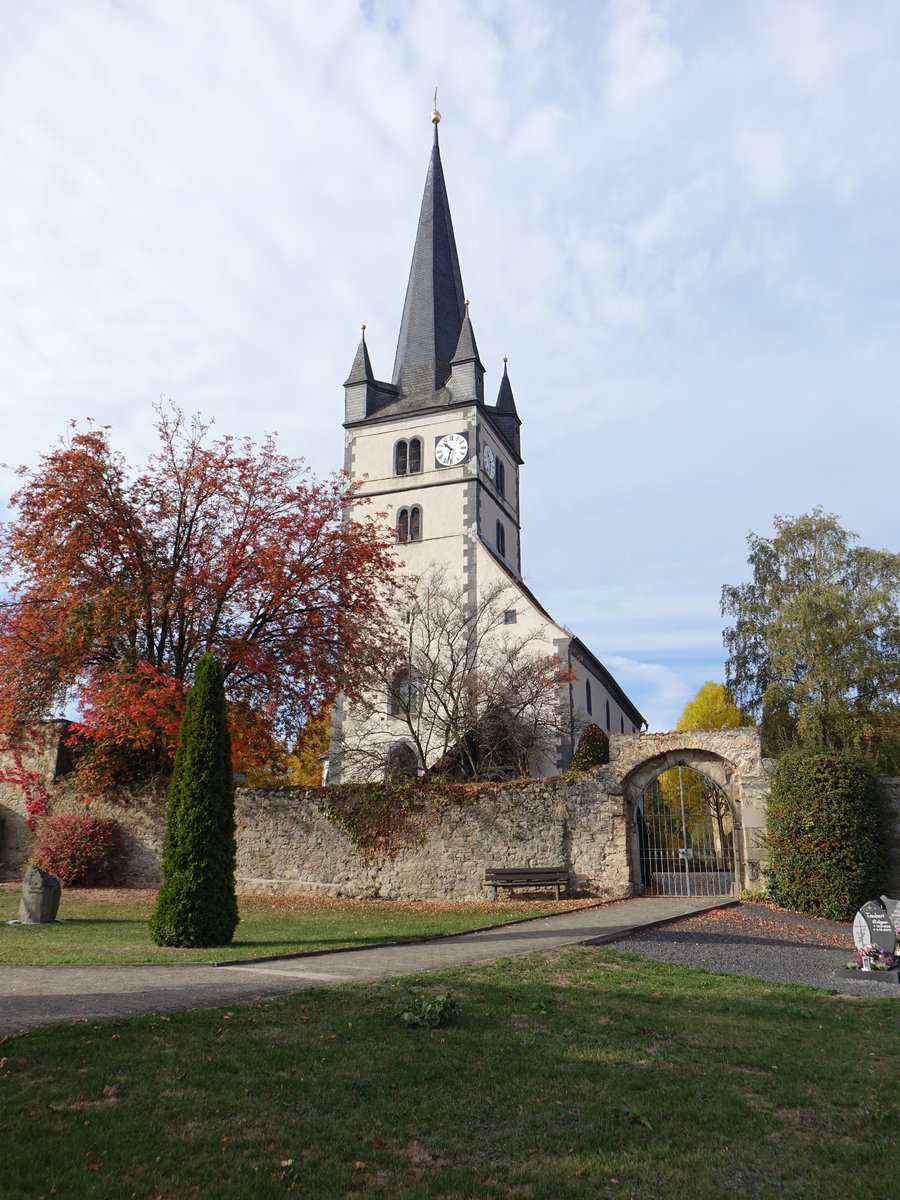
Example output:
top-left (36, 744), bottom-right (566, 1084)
top-left (0, 730), bottom-right (51, 828)
top-left (319, 778), bottom-right (471, 862)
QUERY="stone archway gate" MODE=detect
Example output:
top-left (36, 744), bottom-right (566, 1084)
top-left (606, 729), bottom-right (772, 896)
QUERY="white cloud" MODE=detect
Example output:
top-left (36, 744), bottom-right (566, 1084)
top-left (761, 0), bottom-right (856, 92)
top-left (1, 0), bottom-right (899, 736)
top-left (733, 124), bottom-right (792, 201)
top-left (602, 0), bottom-right (682, 113)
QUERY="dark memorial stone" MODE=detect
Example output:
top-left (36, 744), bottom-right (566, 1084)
top-left (880, 896), bottom-right (900, 939)
top-left (18, 865), bottom-right (61, 925)
top-left (852, 899), bottom-right (897, 952)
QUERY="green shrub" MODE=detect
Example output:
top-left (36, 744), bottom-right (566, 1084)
top-left (395, 988), bottom-right (456, 1029)
top-left (33, 811), bottom-right (123, 885)
top-left (571, 724), bottom-right (610, 771)
top-left (767, 751), bottom-right (888, 921)
top-left (149, 654), bottom-right (238, 948)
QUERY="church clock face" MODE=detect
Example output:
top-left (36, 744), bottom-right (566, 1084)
top-left (482, 444), bottom-right (496, 480)
top-left (434, 432), bottom-right (468, 467)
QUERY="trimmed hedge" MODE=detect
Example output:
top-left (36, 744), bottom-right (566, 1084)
top-left (572, 724), bottom-right (610, 771)
top-left (33, 811), bottom-right (123, 885)
top-left (149, 654), bottom-right (238, 948)
top-left (767, 751), bottom-right (888, 921)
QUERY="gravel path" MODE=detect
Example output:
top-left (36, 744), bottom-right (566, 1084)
top-left (612, 902), bottom-right (900, 996)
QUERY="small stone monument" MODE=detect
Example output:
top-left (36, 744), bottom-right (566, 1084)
top-left (18, 865), bottom-right (61, 925)
top-left (852, 898), bottom-right (897, 952)
top-left (880, 895), bottom-right (900, 939)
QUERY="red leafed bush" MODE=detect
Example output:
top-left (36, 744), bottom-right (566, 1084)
top-left (33, 811), bottom-right (124, 885)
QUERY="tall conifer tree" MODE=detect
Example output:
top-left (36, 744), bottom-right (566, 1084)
top-left (150, 653), bottom-right (238, 947)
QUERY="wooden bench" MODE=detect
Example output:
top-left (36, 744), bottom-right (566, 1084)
top-left (485, 866), bottom-right (569, 901)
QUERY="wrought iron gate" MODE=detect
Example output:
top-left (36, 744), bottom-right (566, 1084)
top-left (637, 766), bottom-right (737, 897)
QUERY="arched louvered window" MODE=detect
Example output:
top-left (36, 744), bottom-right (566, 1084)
top-left (397, 507), bottom-right (422, 543)
top-left (496, 520), bottom-right (506, 557)
top-left (395, 440), bottom-right (408, 475)
top-left (586, 679), bottom-right (592, 715)
top-left (621, 715), bottom-right (625, 733)
top-left (606, 699), bottom-right (611, 732)
top-left (496, 459), bottom-right (505, 496)
top-left (408, 438), bottom-right (422, 474)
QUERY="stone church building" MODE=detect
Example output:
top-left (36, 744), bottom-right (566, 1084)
top-left (328, 112), bottom-right (644, 783)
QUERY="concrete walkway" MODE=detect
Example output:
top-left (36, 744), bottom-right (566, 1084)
top-left (0, 896), bottom-right (732, 1035)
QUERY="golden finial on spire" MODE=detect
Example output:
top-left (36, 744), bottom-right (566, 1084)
top-left (431, 82), bottom-right (441, 126)
top-left (464, 297), bottom-right (470, 316)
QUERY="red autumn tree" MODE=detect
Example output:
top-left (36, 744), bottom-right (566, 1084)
top-left (0, 404), bottom-right (396, 793)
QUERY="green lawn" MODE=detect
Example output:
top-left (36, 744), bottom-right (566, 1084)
top-left (1, 946), bottom-right (896, 1198)
top-left (0, 886), bottom-right (587, 964)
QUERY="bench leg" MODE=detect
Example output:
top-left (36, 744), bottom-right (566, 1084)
top-left (555, 883), bottom-right (560, 900)
top-left (492, 885), bottom-right (497, 902)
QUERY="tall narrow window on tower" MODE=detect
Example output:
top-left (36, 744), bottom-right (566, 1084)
top-left (395, 438), bottom-right (422, 475)
top-left (496, 459), bottom-right (505, 496)
top-left (496, 520), bottom-right (506, 557)
top-left (397, 506), bottom-right (422, 543)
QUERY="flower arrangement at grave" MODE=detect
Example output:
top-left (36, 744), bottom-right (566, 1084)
top-left (846, 945), bottom-right (900, 971)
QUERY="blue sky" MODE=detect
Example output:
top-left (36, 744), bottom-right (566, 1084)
top-left (2, 0), bottom-right (899, 731)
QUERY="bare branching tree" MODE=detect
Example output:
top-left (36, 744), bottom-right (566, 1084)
top-left (340, 565), bottom-right (574, 781)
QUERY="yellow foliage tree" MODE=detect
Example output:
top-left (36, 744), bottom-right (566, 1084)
top-left (243, 711), bottom-right (330, 788)
top-left (677, 681), bottom-right (753, 732)
top-left (286, 711), bottom-right (330, 787)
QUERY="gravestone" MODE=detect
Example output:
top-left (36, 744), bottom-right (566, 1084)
top-left (18, 865), bottom-right (61, 924)
top-left (852, 898), bottom-right (897, 952)
top-left (880, 896), bottom-right (900, 938)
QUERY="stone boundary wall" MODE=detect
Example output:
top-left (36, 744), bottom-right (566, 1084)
top-left (2, 766), bottom-right (633, 900)
top-left (3, 725), bottom-right (899, 898)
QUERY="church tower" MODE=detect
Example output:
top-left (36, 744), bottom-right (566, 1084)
top-left (330, 111), bottom-right (644, 784)
top-left (341, 108), bottom-right (523, 589)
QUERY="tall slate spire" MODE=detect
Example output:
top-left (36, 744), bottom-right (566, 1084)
top-left (391, 117), bottom-right (466, 396)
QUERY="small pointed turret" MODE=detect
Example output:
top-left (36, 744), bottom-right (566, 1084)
top-left (344, 325), bottom-right (374, 386)
top-left (391, 112), bottom-right (466, 397)
top-left (448, 299), bottom-right (485, 404)
top-left (493, 357), bottom-right (522, 456)
top-left (344, 325), bottom-right (397, 423)
top-left (451, 300), bottom-right (481, 364)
